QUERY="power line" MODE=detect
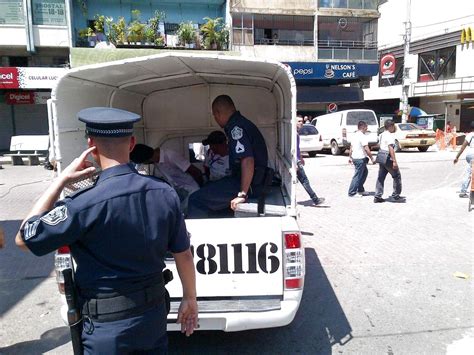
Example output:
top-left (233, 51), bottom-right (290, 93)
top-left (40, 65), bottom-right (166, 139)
top-left (411, 14), bottom-right (474, 29)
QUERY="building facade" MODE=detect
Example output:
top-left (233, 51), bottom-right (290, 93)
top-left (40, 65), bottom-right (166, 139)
top-left (363, 0), bottom-right (474, 131)
top-left (0, 0), bottom-right (382, 150)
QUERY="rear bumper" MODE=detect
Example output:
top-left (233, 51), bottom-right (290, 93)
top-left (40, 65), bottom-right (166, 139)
top-left (166, 298), bottom-right (301, 332)
top-left (399, 138), bottom-right (435, 147)
top-left (300, 143), bottom-right (323, 152)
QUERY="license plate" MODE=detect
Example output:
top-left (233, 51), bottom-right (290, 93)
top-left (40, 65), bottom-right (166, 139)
top-left (420, 140), bottom-right (427, 144)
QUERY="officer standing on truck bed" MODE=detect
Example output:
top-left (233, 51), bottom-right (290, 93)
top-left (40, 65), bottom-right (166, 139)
top-left (15, 107), bottom-right (198, 354)
top-left (187, 95), bottom-right (268, 218)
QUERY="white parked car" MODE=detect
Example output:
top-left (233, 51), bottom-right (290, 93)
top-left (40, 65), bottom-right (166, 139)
top-left (379, 123), bottom-right (436, 152)
top-left (299, 124), bottom-right (323, 157)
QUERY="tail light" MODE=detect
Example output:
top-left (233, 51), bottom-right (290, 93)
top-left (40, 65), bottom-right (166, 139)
top-left (283, 232), bottom-right (304, 289)
top-left (55, 246), bottom-right (72, 294)
top-left (342, 128), bottom-right (347, 138)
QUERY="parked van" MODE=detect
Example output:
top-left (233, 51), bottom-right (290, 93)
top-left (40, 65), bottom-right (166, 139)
top-left (311, 109), bottom-right (379, 155)
top-left (49, 53), bottom-right (304, 332)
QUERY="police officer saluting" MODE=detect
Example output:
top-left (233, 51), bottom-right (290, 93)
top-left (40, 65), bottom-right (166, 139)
top-left (188, 95), bottom-right (268, 218)
top-left (16, 107), bottom-right (198, 353)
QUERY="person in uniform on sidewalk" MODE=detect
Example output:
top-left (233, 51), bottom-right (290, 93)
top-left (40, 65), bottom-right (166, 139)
top-left (296, 116), bottom-right (325, 206)
top-left (348, 121), bottom-right (375, 197)
top-left (187, 95), bottom-right (268, 218)
top-left (453, 121), bottom-right (474, 198)
top-left (15, 107), bottom-right (198, 354)
top-left (374, 119), bottom-right (404, 203)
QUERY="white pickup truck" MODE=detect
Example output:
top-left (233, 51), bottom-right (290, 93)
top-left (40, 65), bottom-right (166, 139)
top-left (49, 53), bottom-right (304, 332)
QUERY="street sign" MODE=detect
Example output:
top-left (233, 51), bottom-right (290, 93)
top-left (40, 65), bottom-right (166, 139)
top-left (327, 102), bottom-right (338, 113)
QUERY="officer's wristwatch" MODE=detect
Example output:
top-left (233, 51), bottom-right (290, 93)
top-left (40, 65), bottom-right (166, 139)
top-left (237, 191), bottom-right (247, 199)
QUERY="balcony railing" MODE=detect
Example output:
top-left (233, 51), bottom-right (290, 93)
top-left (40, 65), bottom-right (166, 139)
top-left (318, 0), bottom-right (380, 10)
top-left (318, 47), bottom-right (378, 60)
top-left (318, 39), bottom-right (377, 48)
top-left (254, 38), bottom-right (314, 46)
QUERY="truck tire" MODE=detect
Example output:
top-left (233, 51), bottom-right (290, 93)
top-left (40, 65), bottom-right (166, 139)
top-left (331, 140), bottom-right (342, 155)
top-left (308, 151), bottom-right (317, 157)
top-left (418, 146), bottom-right (429, 152)
top-left (394, 140), bottom-right (402, 152)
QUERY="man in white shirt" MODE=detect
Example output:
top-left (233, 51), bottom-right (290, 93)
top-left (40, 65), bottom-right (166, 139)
top-left (202, 131), bottom-right (231, 182)
top-left (374, 119), bottom-right (403, 203)
top-left (130, 144), bottom-right (203, 201)
top-left (348, 121), bottom-right (375, 197)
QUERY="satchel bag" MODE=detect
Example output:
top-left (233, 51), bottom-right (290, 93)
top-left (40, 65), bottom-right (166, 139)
top-left (375, 150), bottom-right (389, 164)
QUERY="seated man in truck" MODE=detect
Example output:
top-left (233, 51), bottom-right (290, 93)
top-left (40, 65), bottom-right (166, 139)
top-left (202, 130), bottom-right (231, 182)
top-left (187, 95), bottom-right (268, 218)
top-left (130, 144), bottom-right (202, 208)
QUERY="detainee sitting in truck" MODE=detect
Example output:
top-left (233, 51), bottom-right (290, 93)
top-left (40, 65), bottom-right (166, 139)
top-left (187, 95), bottom-right (269, 218)
top-left (202, 130), bottom-right (231, 182)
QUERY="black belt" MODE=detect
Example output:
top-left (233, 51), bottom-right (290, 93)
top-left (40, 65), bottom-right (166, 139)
top-left (82, 283), bottom-right (165, 322)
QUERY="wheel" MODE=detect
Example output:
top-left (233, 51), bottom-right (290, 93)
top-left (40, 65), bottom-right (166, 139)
top-left (394, 140), bottom-right (402, 152)
top-left (308, 151), bottom-right (317, 157)
top-left (418, 146), bottom-right (429, 152)
top-left (330, 140), bottom-right (342, 155)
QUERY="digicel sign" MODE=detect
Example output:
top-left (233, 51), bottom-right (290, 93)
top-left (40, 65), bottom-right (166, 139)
top-left (0, 68), bottom-right (20, 89)
top-left (6, 92), bottom-right (35, 104)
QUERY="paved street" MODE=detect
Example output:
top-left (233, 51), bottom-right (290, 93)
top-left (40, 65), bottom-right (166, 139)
top-left (0, 149), bottom-right (472, 354)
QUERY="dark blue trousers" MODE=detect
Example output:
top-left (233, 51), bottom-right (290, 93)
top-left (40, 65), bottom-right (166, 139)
top-left (82, 303), bottom-right (168, 354)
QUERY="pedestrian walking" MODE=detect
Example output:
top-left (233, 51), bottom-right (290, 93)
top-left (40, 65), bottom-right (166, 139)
top-left (296, 116), bottom-right (325, 206)
top-left (374, 119), bottom-right (404, 203)
top-left (15, 107), bottom-right (198, 354)
top-left (348, 121), bottom-right (375, 197)
top-left (453, 121), bottom-right (474, 198)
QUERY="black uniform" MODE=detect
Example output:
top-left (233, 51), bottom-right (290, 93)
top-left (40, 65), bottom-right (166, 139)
top-left (187, 111), bottom-right (268, 218)
top-left (21, 107), bottom-right (190, 354)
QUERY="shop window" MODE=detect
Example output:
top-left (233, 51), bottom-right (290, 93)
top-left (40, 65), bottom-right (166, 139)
top-left (0, 0), bottom-right (24, 24)
top-left (9, 56), bottom-right (29, 67)
top-left (32, 0), bottom-right (67, 26)
top-left (379, 56), bottom-right (404, 87)
top-left (232, 13), bottom-right (254, 46)
top-left (418, 47), bottom-right (456, 82)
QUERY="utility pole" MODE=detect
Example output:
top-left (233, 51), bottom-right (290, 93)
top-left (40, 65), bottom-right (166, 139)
top-left (400, 0), bottom-right (411, 123)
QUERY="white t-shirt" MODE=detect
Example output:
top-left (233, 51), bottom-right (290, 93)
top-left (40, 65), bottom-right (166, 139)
top-left (351, 130), bottom-right (369, 159)
top-left (465, 132), bottom-right (474, 155)
top-left (379, 130), bottom-right (396, 151)
top-left (204, 150), bottom-right (230, 181)
top-left (155, 148), bottom-right (199, 194)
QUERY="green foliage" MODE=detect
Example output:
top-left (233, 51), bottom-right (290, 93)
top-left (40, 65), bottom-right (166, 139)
top-left (201, 17), bottom-right (228, 50)
top-left (144, 26), bottom-right (155, 43)
top-left (94, 14), bottom-right (105, 33)
top-left (148, 10), bottom-right (165, 34)
top-left (154, 36), bottom-right (165, 47)
top-left (78, 27), bottom-right (93, 38)
top-left (177, 21), bottom-right (196, 46)
top-left (128, 9), bottom-right (145, 43)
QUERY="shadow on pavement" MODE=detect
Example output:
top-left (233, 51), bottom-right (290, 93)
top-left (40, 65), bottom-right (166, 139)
top-left (168, 248), bottom-right (352, 354)
top-left (0, 220), bottom-right (54, 317)
top-left (0, 326), bottom-right (70, 354)
top-left (298, 199), bottom-right (331, 208)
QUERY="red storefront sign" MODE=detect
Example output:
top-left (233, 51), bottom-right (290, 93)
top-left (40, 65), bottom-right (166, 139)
top-left (0, 68), bottom-right (20, 89)
top-left (5, 92), bottom-right (35, 104)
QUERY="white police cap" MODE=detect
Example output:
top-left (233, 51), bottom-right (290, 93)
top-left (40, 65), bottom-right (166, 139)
top-left (77, 107), bottom-right (141, 137)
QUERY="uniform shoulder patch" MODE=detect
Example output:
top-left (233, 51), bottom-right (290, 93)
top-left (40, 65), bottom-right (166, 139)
top-left (23, 219), bottom-right (41, 241)
top-left (235, 141), bottom-right (245, 154)
top-left (40, 205), bottom-right (68, 226)
top-left (231, 126), bottom-right (243, 140)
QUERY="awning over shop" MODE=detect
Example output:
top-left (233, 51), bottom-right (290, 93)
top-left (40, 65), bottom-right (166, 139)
top-left (297, 86), bottom-right (364, 104)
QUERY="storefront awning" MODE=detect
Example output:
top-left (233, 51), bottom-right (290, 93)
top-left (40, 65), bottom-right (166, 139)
top-left (297, 86), bottom-right (364, 104)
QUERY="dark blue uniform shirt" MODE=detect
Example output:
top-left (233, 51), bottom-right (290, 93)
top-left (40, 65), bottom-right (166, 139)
top-left (21, 163), bottom-right (189, 296)
top-left (224, 111), bottom-right (268, 177)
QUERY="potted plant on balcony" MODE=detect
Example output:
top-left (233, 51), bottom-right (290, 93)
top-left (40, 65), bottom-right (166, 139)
top-left (201, 17), bottom-right (223, 49)
top-left (144, 27), bottom-right (155, 46)
top-left (177, 21), bottom-right (195, 48)
top-left (78, 27), bottom-right (94, 47)
top-left (94, 14), bottom-right (107, 42)
top-left (127, 9), bottom-right (145, 45)
top-left (111, 16), bottom-right (127, 45)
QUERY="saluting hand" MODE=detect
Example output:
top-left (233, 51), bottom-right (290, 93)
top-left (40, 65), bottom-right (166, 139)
top-left (177, 297), bottom-right (198, 336)
top-left (59, 147), bottom-right (97, 185)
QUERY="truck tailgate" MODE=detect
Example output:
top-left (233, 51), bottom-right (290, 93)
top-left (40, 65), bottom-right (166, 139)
top-left (166, 217), bottom-right (284, 298)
